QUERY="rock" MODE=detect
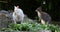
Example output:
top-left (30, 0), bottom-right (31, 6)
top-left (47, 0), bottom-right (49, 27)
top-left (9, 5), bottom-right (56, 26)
top-left (0, 10), bottom-right (9, 14)
top-left (22, 14), bottom-right (36, 23)
top-left (0, 10), bottom-right (14, 28)
top-left (7, 12), bottom-right (13, 19)
top-left (0, 10), bottom-right (13, 19)
top-left (0, 12), bottom-right (12, 28)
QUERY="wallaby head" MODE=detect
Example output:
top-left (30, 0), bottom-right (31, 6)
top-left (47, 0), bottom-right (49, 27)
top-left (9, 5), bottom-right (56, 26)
top-left (35, 6), bottom-right (42, 13)
top-left (14, 6), bottom-right (19, 10)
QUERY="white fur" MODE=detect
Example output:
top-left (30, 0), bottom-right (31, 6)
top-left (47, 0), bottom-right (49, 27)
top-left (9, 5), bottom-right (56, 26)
top-left (13, 6), bottom-right (24, 24)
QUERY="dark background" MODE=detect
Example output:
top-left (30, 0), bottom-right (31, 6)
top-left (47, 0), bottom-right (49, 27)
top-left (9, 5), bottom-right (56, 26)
top-left (0, 0), bottom-right (60, 21)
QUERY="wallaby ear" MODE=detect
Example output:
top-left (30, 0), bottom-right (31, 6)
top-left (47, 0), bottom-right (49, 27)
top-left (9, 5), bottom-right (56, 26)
top-left (14, 6), bottom-right (16, 8)
top-left (14, 6), bottom-right (17, 11)
top-left (14, 6), bottom-right (15, 8)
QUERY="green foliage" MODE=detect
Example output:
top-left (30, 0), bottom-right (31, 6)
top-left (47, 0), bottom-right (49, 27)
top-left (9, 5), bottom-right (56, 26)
top-left (0, 22), bottom-right (60, 32)
top-left (47, 24), bottom-right (60, 32)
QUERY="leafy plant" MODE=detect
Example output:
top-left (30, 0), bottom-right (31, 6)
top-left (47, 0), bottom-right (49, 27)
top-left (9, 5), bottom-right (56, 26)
top-left (0, 22), bottom-right (60, 32)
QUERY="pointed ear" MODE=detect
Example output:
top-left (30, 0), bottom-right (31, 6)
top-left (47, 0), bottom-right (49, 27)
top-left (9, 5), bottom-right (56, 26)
top-left (14, 6), bottom-right (15, 7)
top-left (14, 6), bottom-right (16, 8)
top-left (14, 6), bottom-right (17, 9)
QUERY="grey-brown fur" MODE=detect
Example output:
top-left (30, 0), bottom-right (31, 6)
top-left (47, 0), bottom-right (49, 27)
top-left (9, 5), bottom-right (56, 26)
top-left (35, 6), bottom-right (51, 24)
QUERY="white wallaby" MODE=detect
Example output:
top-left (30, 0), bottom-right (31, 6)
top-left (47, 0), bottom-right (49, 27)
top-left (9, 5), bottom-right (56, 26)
top-left (13, 6), bottom-right (24, 24)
